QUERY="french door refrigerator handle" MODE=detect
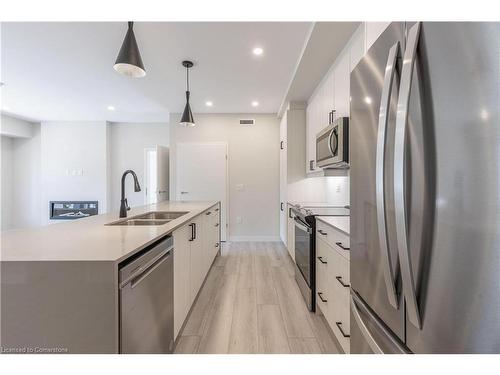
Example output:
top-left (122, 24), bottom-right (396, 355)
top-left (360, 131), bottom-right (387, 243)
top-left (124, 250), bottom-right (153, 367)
top-left (394, 22), bottom-right (422, 329)
top-left (376, 41), bottom-right (401, 310)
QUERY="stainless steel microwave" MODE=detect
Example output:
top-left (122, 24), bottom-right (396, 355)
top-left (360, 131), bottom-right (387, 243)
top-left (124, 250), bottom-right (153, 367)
top-left (316, 117), bottom-right (349, 168)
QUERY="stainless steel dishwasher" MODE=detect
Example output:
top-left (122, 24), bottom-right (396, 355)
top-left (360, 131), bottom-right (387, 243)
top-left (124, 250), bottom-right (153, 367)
top-left (119, 235), bottom-right (174, 354)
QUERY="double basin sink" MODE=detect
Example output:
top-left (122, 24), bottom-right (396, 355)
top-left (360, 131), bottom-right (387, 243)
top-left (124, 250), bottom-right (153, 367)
top-left (107, 211), bottom-right (189, 226)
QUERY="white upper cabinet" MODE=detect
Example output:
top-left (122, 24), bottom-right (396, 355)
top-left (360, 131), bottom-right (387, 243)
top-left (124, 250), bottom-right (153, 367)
top-left (349, 24), bottom-right (365, 72)
top-left (333, 50), bottom-right (350, 118)
top-left (366, 22), bottom-right (390, 51)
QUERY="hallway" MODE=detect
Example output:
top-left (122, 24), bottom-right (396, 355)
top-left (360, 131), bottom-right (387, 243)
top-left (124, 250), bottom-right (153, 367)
top-left (174, 241), bottom-right (341, 354)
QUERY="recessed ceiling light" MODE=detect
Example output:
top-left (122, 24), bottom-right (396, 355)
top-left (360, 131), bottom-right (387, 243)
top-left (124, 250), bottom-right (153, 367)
top-left (364, 96), bottom-right (372, 104)
top-left (205, 101), bottom-right (213, 107)
top-left (107, 105), bottom-right (116, 111)
top-left (253, 47), bottom-right (264, 56)
top-left (251, 101), bottom-right (259, 107)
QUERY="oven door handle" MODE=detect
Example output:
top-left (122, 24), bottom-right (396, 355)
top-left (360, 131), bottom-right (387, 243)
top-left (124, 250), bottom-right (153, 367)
top-left (294, 217), bottom-right (312, 234)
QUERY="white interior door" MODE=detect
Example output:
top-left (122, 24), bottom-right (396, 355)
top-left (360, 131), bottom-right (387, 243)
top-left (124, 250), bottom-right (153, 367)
top-left (176, 142), bottom-right (228, 241)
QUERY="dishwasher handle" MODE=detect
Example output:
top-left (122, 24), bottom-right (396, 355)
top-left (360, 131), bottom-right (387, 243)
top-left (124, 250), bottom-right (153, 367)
top-left (120, 247), bottom-right (173, 289)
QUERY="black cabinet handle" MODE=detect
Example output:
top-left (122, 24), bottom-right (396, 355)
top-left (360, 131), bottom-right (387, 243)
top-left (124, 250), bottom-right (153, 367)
top-left (280, 202), bottom-right (284, 212)
top-left (214, 223), bottom-right (219, 227)
top-left (189, 223), bottom-right (195, 241)
top-left (309, 160), bottom-right (314, 171)
top-left (335, 242), bottom-right (350, 251)
top-left (215, 243), bottom-right (220, 248)
top-left (215, 208), bottom-right (219, 212)
top-left (317, 292), bottom-right (327, 303)
top-left (335, 276), bottom-right (350, 288)
top-left (317, 230), bottom-right (327, 236)
top-left (317, 256), bottom-right (327, 264)
top-left (335, 322), bottom-right (350, 338)
top-left (289, 207), bottom-right (293, 219)
top-left (206, 211), bottom-right (212, 215)
top-left (193, 223), bottom-right (197, 240)
top-left (280, 140), bottom-right (284, 150)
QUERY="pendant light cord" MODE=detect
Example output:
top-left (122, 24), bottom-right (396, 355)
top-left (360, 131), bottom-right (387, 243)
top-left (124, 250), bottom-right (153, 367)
top-left (186, 66), bottom-right (190, 92)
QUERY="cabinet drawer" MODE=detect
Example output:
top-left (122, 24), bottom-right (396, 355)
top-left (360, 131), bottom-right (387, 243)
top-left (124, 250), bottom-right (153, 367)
top-left (316, 220), bottom-right (350, 260)
top-left (324, 241), bottom-right (350, 353)
top-left (315, 237), bottom-right (330, 315)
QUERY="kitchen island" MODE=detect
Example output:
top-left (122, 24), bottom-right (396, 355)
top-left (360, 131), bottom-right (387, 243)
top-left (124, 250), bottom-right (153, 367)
top-left (1, 200), bottom-right (220, 353)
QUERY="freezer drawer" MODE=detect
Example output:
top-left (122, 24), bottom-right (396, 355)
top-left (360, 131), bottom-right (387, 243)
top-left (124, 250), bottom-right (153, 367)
top-left (350, 291), bottom-right (409, 354)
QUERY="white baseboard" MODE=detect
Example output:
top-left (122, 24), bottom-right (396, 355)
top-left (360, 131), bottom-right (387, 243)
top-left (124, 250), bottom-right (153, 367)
top-left (228, 236), bottom-right (282, 242)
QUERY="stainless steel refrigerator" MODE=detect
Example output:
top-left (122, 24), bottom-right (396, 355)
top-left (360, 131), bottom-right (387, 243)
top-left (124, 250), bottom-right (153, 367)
top-left (350, 22), bottom-right (500, 353)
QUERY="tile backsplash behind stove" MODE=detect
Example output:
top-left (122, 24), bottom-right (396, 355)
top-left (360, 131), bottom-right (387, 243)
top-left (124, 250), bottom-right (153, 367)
top-left (287, 176), bottom-right (349, 206)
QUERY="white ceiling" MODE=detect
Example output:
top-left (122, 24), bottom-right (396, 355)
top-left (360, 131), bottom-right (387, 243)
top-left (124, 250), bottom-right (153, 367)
top-left (0, 22), bottom-right (312, 122)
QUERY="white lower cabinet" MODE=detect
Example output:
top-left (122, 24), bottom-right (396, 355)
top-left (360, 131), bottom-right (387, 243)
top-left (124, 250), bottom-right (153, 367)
top-left (173, 203), bottom-right (221, 339)
top-left (316, 226), bottom-right (350, 353)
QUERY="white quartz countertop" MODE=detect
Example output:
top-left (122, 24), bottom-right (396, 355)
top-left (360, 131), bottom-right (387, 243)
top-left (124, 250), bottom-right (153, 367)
top-left (1, 201), bottom-right (218, 263)
top-left (316, 216), bottom-right (350, 236)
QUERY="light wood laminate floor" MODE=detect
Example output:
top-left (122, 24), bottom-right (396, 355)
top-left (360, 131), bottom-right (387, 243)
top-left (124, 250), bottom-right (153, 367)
top-left (175, 241), bottom-right (341, 354)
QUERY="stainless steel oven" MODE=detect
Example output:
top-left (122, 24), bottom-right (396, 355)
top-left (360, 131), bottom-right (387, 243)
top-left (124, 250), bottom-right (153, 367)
top-left (294, 216), bottom-right (315, 311)
top-left (316, 117), bottom-right (349, 168)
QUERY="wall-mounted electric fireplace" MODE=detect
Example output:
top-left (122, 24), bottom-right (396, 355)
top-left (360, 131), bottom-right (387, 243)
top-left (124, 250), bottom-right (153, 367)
top-left (49, 201), bottom-right (98, 220)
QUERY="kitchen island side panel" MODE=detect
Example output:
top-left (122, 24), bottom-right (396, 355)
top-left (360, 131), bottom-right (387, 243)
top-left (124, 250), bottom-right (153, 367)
top-left (1, 260), bottom-right (118, 353)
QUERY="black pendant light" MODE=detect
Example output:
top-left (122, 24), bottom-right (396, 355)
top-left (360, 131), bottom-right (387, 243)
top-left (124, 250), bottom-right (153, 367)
top-left (180, 60), bottom-right (195, 127)
top-left (114, 22), bottom-right (146, 78)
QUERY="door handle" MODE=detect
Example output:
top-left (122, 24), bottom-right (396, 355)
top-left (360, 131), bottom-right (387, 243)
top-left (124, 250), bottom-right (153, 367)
top-left (376, 41), bottom-right (401, 310)
top-left (317, 229), bottom-right (327, 236)
top-left (394, 22), bottom-right (422, 330)
top-left (280, 140), bottom-right (284, 150)
top-left (335, 242), bottom-right (350, 251)
top-left (288, 207), bottom-right (293, 219)
top-left (335, 322), bottom-right (350, 338)
top-left (180, 191), bottom-right (188, 194)
top-left (317, 292), bottom-right (327, 303)
top-left (280, 202), bottom-right (284, 212)
top-left (335, 276), bottom-right (350, 288)
top-left (206, 211), bottom-right (212, 215)
top-left (317, 256), bottom-right (327, 264)
top-left (309, 160), bottom-right (314, 171)
top-left (215, 243), bottom-right (220, 248)
top-left (214, 223), bottom-right (219, 227)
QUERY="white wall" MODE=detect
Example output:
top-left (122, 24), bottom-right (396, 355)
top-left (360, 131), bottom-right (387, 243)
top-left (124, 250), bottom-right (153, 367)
top-left (170, 113), bottom-right (280, 241)
top-left (1, 115), bottom-right (41, 230)
top-left (1, 135), bottom-right (14, 230)
top-left (40, 121), bottom-right (109, 224)
top-left (11, 123), bottom-right (42, 229)
top-left (108, 122), bottom-right (169, 212)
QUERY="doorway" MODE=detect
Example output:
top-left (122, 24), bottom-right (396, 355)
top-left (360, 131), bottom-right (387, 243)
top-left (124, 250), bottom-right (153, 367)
top-left (144, 145), bottom-right (169, 205)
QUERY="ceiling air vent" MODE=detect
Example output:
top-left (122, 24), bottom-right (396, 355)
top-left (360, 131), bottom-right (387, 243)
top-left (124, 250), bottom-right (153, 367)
top-left (239, 119), bottom-right (255, 126)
